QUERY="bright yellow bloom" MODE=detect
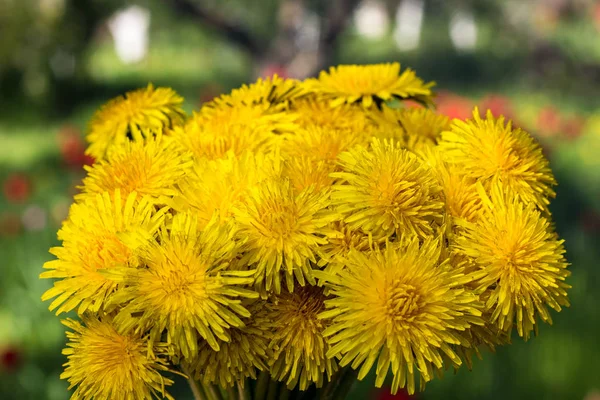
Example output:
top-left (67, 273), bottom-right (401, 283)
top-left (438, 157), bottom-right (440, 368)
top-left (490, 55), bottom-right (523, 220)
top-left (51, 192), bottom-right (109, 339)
top-left (172, 151), bottom-right (279, 230)
top-left (418, 147), bottom-right (481, 224)
top-left (283, 156), bottom-right (336, 195)
top-left (190, 300), bottom-right (273, 388)
top-left (233, 178), bottom-right (339, 294)
top-left (77, 135), bottom-right (192, 203)
top-left (438, 109), bottom-right (556, 212)
top-left (267, 285), bottom-right (337, 390)
top-left (304, 63), bottom-right (435, 108)
top-left (320, 237), bottom-right (483, 395)
top-left (316, 221), bottom-right (380, 273)
top-left (61, 315), bottom-right (175, 400)
top-left (86, 84), bottom-right (185, 160)
top-left (291, 98), bottom-right (373, 131)
top-left (452, 183), bottom-right (570, 339)
top-left (399, 108), bottom-right (450, 151)
top-left (331, 139), bottom-right (445, 239)
top-left (211, 75), bottom-right (304, 107)
top-left (109, 212), bottom-right (257, 358)
top-left (281, 125), bottom-right (371, 165)
top-left (40, 191), bottom-right (166, 315)
top-left (172, 102), bottom-right (295, 160)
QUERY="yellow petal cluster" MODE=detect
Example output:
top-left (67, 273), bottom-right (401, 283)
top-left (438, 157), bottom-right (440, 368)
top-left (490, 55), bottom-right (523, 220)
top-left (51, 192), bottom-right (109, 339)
top-left (41, 64), bottom-right (570, 399)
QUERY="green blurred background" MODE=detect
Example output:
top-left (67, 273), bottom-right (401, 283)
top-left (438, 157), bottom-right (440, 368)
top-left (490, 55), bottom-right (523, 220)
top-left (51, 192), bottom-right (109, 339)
top-left (1, 0), bottom-right (599, 399)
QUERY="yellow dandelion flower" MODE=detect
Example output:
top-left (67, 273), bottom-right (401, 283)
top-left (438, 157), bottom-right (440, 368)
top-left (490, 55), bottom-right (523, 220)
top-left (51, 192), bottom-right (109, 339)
top-left (366, 105), bottom-right (407, 145)
top-left (304, 63), bottom-right (435, 108)
top-left (452, 182), bottom-right (570, 339)
top-left (77, 135), bottom-right (193, 203)
top-left (291, 98), bottom-right (373, 131)
top-left (399, 108), bottom-right (450, 151)
top-left (319, 237), bottom-right (483, 395)
top-left (267, 285), bottom-right (337, 390)
top-left (61, 315), bottom-right (175, 400)
top-left (438, 109), bottom-right (556, 212)
top-left (199, 93), bottom-right (298, 135)
top-left (284, 156), bottom-right (336, 194)
top-left (189, 300), bottom-right (273, 388)
top-left (316, 222), bottom-right (381, 272)
top-left (172, 104), bottom-right (294, 160)
top-left (281, 125), bottom-right (371, 165)
top-left (418, 147), bottom-right (481, 223)
top-left (86, 84), bottom-right (185, 160)
top-left (109, 212), bottom-right (258, 358)
top-left (40, 191), bottom-right (166, 315)
top-left (173, 151), bottom-right (279, 230)
top-left (211, 75), bottom-right (304, 107)
top-left (233, 178), bottom-right (339, 294)
top-left (331, 139), bottom-right (445, 239)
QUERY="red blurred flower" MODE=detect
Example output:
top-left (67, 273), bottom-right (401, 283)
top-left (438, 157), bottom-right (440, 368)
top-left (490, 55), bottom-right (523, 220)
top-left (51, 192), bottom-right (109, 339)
top-left (260, 63), bottom-right (289, 79)
top-left (480, 95), bottom-right (515, 120)
top-left (0, 346), bottom-right (21, 372)
top-left (3, 174), bottom-right (31, 204)
top-left (593, 3), bottom-right (600, 31)
top-left (536, 106), bottom-right (562, 138)
top-left (436, 91), bottom-right (473, 120)
top-left (57, 125), bottom-right (94, 168)
top-left (376, 387), bottom-right (414, 400)
top-left (561, 115), bottom-right (586, 140)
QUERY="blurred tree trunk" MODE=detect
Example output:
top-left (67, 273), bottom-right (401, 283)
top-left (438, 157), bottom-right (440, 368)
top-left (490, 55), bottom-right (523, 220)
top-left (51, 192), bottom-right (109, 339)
top-left (166, 0), bottom-right (360, 78)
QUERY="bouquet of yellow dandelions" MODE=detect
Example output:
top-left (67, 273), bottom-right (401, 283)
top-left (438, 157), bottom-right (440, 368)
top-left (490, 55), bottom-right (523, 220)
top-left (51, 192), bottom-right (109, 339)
top-left (41, 63), bottom-right (570, 400)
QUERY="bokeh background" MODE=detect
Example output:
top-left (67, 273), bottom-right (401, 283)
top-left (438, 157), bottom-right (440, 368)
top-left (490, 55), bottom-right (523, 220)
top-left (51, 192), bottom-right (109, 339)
top-left (1, 0), bottom-right (599, 399)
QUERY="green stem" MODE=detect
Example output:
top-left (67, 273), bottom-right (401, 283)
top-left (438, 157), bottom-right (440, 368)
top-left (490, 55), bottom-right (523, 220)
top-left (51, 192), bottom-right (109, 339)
top-left (254, 371), bottom-right (270, 400)
top-left (203, 383), bottom-right (224, 400)
top-left (226, 386), bottom-right (237, 400)
top-left (266, 378), bottom-right (279, 400)
top-left (237, 380), bottom-right (251, 400)
top-left (319, 367), bottom-right (358, 400)
top-left (331, 368), bottom-right (358, 400)
top-left (182, 365), bottom-right (207, 400)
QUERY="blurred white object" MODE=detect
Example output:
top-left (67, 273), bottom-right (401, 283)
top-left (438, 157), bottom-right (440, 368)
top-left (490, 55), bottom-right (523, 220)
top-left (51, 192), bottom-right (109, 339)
top-left (449, 9), bottom-right (477, 52)
top-left (354, 0), bottom-right (389, 39)
top-left (108, 6), bottom-right (151, 64)
top-left (393, 0), bottom-right (424, 51)
top-left (22, 205), bottom-right (47, 232)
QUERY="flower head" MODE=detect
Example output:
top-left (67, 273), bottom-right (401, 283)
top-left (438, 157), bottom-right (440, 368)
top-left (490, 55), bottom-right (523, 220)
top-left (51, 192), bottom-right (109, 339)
top-left (291, 98), bottom-right (373, 131)
top-left (438, 109), bottom-right (556, 212)
top-left (281, 125), bottom-right (371, 165)
top-left (320, 237), bottom-right (483, 394)
top-left (86, 84), bottom-right (185, 160)
top-left (267, 285), bottom-right (337, 390)
top-left (233, 178), bottom-right (339, 294)
top-left (40, 191), bottom-right (166, 315)
top-left (172, 152), bottom-right (274, 230)
top-left (190, 300), bottom-right (273, 388)
top-left (398, 108), bottom-right (450, 151)
top-left (417, 147), bottom-right (482, 224)
top-left (305, 63), bottom-right (435, 108)
top-left (61, 315), bottom-right (174, 400)
top-left (331, 139), bottom-right (445, 239)
top-left (109, 212), bottom-right (258, 358)
top-left (452, 183), bottom-right (570, 339)
top-left (283, 156), bottom-right (336, 195)
top-left (212, 75), bottom-right (304, 107)
top-left (77, 135), bottom-right (192, 203)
